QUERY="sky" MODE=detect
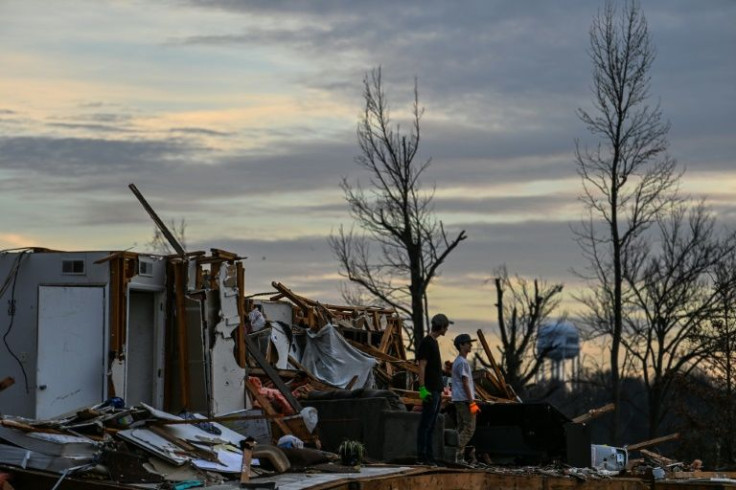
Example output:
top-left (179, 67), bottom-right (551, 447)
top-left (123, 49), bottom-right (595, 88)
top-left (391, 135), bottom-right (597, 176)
top-left (1, 1), bottom-right (735, 360)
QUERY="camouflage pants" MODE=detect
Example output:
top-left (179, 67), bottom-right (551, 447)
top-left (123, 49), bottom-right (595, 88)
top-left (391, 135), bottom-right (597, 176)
top-left (454, 401), bottom-right (477, 462)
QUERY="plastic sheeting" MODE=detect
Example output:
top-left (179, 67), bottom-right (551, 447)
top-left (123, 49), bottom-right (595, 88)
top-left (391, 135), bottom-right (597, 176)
top-left (299, 324), bottom-right (377, 389)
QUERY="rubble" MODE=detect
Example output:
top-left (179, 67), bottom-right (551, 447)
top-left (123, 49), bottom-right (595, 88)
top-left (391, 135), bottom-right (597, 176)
top-left (1, 188), bottom-right (734, 488)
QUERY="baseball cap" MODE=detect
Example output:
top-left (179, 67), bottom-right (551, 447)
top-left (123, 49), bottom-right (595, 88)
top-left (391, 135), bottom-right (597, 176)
top-left (431, 313), bottom-right (454, 328)
top-left (453, 333), bottom-right (477, 348)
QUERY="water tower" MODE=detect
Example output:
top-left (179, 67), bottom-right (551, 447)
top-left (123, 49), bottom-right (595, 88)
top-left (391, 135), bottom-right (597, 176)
top-left (536, 322), bottom-right (580, 382)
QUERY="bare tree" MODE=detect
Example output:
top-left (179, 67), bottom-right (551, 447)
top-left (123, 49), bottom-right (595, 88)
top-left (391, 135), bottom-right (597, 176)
top-left (623, 202), bottom-right (736, 438)
top-left (330, 68), bottom-right (467, 351)
top-left (573, 0), bottom-right (680, 443)
top-left (698, 247), bottom-right (736, 463)
top-left (147, 219), bottom-right (187, 255)
top-left (489, 266), bottom-right (564, 393)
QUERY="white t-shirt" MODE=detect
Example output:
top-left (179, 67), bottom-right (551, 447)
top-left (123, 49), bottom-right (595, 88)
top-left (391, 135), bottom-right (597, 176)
top-left (451, 355), bottom-right (475, 402)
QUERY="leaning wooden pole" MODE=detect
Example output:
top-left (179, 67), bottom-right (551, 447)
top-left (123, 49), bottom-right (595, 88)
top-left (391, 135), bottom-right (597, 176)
top-left (128, 183), bottom-right (186, 256)
top-left (626, 433), bottom-right (680, 452)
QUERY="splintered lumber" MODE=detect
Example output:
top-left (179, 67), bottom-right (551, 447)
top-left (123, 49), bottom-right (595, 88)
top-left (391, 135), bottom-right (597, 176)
top-left (476, 329), bottom-right (515, 400)
top-left (480, 369), bottom-right (506, 395)
top-left (378, 319), bottom-right (395, 353)
top-left (346, 339), bottom-right (419, 374)
top-left (152, 414), bottom-right (299, 425)
top-left (270, 281), bottom-right (398, 332)
top-left (639, 448), bottom-right (679, 467)
top-left (271, 282), bottom-right (394, 316)
top-left (128, 183), bottom-right (185, 256)
top-left (244, 379), bottom-right (292, 437)
top-left (244, 335), bottom-right (302, 413)
top-left (271, 282), bottom-right (328, 327)
top-left (627, 433), bottom-right (680, 452)
top-left (148, 425), bottom-right (219, 462)
top-left (572, 403), bottom-right (615, 424)
top-left (239, 437), bottom-right (256, 484)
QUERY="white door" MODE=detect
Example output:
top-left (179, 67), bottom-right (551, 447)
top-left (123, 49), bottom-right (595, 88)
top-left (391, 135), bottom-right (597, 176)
top-left (37, 286), bottom-right (106, 419)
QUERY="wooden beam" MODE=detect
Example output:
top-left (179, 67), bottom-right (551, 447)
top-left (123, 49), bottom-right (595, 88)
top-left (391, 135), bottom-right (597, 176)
top-left (346, 339), bottom-right (419, 374)
top-left (639, 448), bottom-right (678, 467)
top-left (627, 433), bottom-right (680, 452)
top-left (148, 425), bottom-right (218, 462)
top-left (174, 261), bottom-right (190, 409)
top-left (128, 183), bottom-right (185, 256)
top-left (244, 378), bottom-right (292, 437)
top-left (236, 262), bottom-right (247, 368)
top-left (239, 437), bottom-right (256, 485)
top-left (107, 256), bottom-right (126, 355)
top-left (244, 335), bottom-right (302, 413)
top-left (572, 403), bottom-right (615, 424)
top-left (378, 319), bottom-right (395, 353)
top-left (476, 329), bottom-right (515, 400)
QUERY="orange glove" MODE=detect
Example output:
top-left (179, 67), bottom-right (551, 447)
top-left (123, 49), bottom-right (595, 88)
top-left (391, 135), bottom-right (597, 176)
top-left (469, 401), bottom-right (480, 415)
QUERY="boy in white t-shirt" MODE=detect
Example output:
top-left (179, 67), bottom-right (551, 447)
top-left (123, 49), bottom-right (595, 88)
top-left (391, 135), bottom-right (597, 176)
top-left (451, 333), bottom-right (479, 464)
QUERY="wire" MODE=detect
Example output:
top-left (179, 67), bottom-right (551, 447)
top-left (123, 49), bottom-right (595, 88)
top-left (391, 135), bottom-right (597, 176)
top-left (1, 250), bottom-right (31, 394)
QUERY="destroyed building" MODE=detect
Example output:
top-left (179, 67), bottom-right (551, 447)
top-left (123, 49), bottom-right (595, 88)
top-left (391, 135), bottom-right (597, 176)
top-left (0, 187), bottom-right (731, 488)
top-left (0, 244), bottom-right (731, 488)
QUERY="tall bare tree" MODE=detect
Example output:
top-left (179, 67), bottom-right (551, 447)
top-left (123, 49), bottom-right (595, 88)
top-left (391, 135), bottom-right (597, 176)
top-left (147, 219), bottom-right (187, 255)
top-left (573, 0), bottom-right (680, 443)
top-left (330, 68), bottom-right (467, 351)
top-left (489, 266), bottom-right (564, 393)
top-left (623, 202), bottom-right (735, 437)
top-left (698, 247), bottom-right (736, 463)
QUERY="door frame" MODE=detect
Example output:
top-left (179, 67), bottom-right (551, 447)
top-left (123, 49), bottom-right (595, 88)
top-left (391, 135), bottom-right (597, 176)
top-left (125, 284), bottom-right (166, 408)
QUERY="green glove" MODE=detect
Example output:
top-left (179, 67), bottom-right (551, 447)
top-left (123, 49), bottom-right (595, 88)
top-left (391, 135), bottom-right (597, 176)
top-left (419, 386), bottom-right (431, 401)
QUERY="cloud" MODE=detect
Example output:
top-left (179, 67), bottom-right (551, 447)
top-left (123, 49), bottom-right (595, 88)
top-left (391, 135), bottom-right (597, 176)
top-left (0, 136), bottom-right (196, 180)
top-left (1, 0), bottom-right (734, 330)
top-left (169, 127), bottom-right (235, 137)
top-left (46, 122), bottom-right (136, 133)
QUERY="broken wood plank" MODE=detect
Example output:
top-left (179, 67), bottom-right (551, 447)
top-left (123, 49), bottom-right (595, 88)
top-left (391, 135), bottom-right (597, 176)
top-left (476, 329), bottom-right (515, 400)
top-left (148, 425), bottom-right (219, 463)
top-left (572, 403), bottom-right (615, 424)
top-left (244, 379), bottom-right (292, 437)
top-left (639, 449), bottom-right (678, 467)
top-left (239, 437), bottom-right (256, 484)
top-left (128, 183), bottom-right (185, 255)
top-left (627, 433), bottom-right (680, 452)
top-left (244, 335), bottom-right (302, 413)
top-left (236, 262), bottom-right (247, 368)
top-left (346, 339), bottom-right (419, 374)
top-left (151, 412), bottom-right (309, 426)
top-left (378, 319), bottom-right (395, 354)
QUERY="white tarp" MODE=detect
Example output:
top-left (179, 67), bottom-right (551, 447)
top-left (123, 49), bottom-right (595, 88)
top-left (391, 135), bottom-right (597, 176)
top-left (299, 324), bottom-right (377, 389)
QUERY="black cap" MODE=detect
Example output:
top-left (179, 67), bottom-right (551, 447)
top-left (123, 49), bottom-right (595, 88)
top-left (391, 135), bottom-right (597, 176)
top-left (453, 333), bottom-right (477, 349)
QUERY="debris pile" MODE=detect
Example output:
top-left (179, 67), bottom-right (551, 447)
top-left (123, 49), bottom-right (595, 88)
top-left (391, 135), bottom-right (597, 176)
top-left (0, 401), bottom-right (339, 489)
